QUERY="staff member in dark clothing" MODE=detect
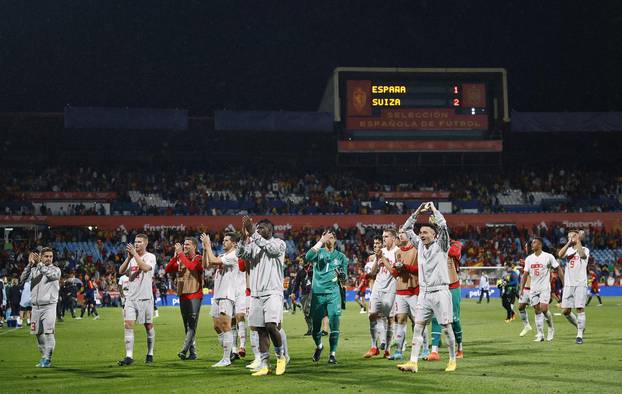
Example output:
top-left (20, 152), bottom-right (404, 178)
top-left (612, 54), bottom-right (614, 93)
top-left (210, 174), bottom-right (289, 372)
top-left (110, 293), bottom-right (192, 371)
top-left (499, 265), bottom-right (519, 322)
top-left (165, 237), bottom-right (204, 360)
top-left (57, 277), bottom-right (65, 321)
top-left (61, 275), bottom-right (78, 319)
top-left (157, 279), bottom-right (169, 306)
top-left (8, 278), bottom-right (22, 321)
top-left (79, 274), bottom-right (100, 320)
top-left (290, 260), bottom-right (314, 335)
top-left (0, 279), bottom-right (5, 327)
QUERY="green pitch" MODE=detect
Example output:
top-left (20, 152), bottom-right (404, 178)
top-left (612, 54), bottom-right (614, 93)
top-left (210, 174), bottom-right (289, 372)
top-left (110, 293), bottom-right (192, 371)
top-left (1, 299), bottom-right (621, 394)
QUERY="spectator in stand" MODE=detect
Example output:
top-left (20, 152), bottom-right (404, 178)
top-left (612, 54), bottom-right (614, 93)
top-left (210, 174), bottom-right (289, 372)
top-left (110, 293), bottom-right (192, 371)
top-left (2, 165), bottom-right (621, 216)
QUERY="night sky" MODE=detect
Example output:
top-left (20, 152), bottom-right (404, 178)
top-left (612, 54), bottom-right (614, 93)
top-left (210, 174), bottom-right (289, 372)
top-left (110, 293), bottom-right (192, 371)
top-left (1, 1), bottom-right (620, 114)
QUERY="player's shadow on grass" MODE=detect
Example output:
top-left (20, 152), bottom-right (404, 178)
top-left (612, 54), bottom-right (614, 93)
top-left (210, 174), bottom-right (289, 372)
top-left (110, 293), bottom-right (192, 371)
top-left (53, 366), bottom-right (132, 379)
top-left (288, 369), bottom-right (451, 392)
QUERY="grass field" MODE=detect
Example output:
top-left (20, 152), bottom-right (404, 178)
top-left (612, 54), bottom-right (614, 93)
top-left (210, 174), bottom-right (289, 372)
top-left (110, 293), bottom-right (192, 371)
top-left (1, 298), bottom-right (621, 394)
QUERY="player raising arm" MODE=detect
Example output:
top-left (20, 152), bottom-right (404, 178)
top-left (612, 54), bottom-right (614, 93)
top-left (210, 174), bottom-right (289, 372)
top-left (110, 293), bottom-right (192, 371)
top-left (397, 202), bottom-right (457, 374)
top-left (558, 229), bottom-right (589, 344)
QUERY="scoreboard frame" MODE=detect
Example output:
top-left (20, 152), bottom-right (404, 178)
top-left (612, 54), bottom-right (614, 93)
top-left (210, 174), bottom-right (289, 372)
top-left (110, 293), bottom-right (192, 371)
top-left (329, 67), bottom-right (509, 127)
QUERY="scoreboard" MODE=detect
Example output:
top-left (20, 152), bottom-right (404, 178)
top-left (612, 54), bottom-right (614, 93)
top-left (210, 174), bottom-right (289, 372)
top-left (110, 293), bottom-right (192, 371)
top-left (331, 68), bottom-right (509, 153)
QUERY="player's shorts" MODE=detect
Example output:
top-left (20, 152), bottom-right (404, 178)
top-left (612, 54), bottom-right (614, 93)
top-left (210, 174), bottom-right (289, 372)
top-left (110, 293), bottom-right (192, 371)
top-left (590, 286), bottom-right (599, 295)
top-left (245, 295), bottom-right (251, 316)
top-left (234, 293), bottom-right (247, 316)
top-left (389, 297), bottom-right (399, 317)
top-left (415, 288), bottom-right (453, 325)
top-left (519, 288), bottom-right (531, 305)
top-left (356, 289), bottom-right (366, 298)
top-left (248, 294), bottom-right (283, 328)
top-left (529, 290), bottom-right (551, 306)
top-left (369, 290), bottom-right (396, 317)
top-left (20, 303), bottom-right (32, 311)
top-left (124, 299), bottom-right (154, 324)
top-left (561, 285), bottom-right (587, 309)
top-left (396, 294), bottom-right (418, 318)
top-left (30, 304), bottom-right (56, 335)
top-left (211, 298), bottom-right (234, 318)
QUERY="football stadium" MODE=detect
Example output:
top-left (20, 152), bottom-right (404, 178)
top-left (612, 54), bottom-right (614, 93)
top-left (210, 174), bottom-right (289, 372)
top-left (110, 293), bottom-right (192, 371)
top-left (1, 3), bottom-right (622, 394)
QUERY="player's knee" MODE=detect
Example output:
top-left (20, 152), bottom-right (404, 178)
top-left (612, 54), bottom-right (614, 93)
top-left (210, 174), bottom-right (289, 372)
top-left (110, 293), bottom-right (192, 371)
top-left (562, 308), bottom-right (571, 316)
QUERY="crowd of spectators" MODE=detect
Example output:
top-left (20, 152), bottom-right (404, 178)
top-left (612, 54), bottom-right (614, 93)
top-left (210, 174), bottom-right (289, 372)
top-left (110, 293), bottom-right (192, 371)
top-left (1, 165), bottom-right (621, 215)
top-left (2, 223), bottom-right (621, 304)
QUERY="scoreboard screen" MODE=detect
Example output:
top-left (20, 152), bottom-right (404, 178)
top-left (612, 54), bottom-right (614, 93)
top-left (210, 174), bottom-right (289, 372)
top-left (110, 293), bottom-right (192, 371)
top-left (337, 68), bottom-right (508, 135)
top-left (346, 80), bottom-right (488, 131)
top-left (332, 68), bottom-right (508, 153)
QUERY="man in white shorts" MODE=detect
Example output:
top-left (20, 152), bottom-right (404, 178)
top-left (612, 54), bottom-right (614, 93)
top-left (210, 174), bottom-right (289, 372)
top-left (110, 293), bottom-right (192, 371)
top-left (202, 231), bottom-right (240, 367)
top-left (388, 226), bottom-right (423, 361)
top-left (233, 258), bottom-right (248, 359)
top-left (558, 229), bottom-right (589, 344)
top-left (117, 234), bottom-right (156, 366)
top-left (517, 259), bottom-right (533, 337)
top-left (520, 237), bottom-right (564, 342)
top-left (20, 248), bottom-right (61, 368)
top-left (363, 231), bottom-right (398, 358)
top-left (238, 217), bottom-right (288, 377)
top-left (238, 258), bottom-right (262, 370)
top-left (398, 202), bottom-right (457, 374)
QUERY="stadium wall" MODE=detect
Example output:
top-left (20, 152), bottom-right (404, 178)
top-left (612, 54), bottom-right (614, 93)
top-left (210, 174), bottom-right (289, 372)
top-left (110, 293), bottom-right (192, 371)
top-left (2, 212), bottom-right (620, 230)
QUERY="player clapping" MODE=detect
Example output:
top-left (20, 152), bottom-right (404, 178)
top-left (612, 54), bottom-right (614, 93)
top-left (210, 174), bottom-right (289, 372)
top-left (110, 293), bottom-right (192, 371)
top-left (117, 234), bottom-right (157, 366)
top-left (237, 216), bottom-right (289, 376)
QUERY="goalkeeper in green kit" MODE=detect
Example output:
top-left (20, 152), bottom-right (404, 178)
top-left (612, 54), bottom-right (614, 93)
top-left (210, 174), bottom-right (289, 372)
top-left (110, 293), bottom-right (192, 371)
top-left (305, 229), bottom-right (349, 364)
